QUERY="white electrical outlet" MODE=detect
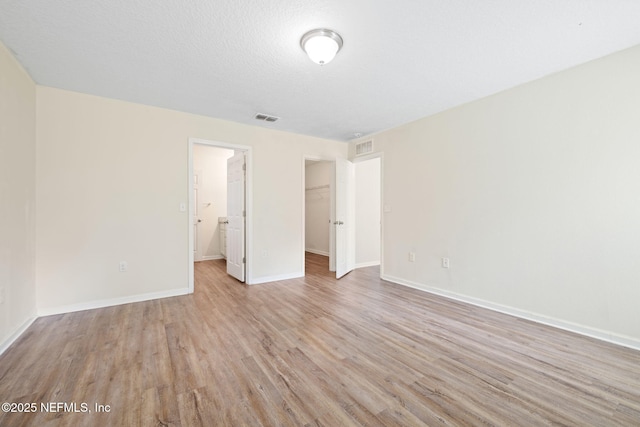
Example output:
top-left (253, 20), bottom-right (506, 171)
top-left (409, 252), bottom-right (416, 262)
top-left (442, 257), bottom-right (450, 268)
top-left (119, 261), bottom-right (128, 272)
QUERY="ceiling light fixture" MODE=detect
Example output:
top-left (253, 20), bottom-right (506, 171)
top-left (300, 28), bottom-right (343, 65)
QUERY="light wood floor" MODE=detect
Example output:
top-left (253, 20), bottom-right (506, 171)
top-left (1, 253), bottom-right (639, 426)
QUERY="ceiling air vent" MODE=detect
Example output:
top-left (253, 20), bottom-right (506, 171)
top-left (355, 139), bottom-right (374, 156)
top-left (254, 113), bottom-right (280, 122)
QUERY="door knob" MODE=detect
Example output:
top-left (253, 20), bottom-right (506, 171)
top-left (197, 219), bottom-right (202, 223)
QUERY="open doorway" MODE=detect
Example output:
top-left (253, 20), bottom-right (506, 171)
top-left (304, 159), bottom-right (333, 273)
top-left (188, 138), bottom-right (252, 291)
top-left (303, 154), bottom-right (382, 278)
top-left (192, 144), bottom-right (235, 263)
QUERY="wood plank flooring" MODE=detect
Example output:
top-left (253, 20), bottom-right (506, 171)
top-left (1, 252), bottom-right (640, 426)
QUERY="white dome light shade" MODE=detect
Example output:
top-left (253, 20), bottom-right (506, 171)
top-left (303, 35), bottom-right (339, 65)
top-left (300, 29), bottom-right (343, 65)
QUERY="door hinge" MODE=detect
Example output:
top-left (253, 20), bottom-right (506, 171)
top-left (242, 210), bottom-right (246, 217)
top-left (242, 163), bottom-right (246, 171)
top-left (242, 257), bottom-right (246, 263)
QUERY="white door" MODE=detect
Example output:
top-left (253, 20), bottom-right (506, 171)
top-left (193, 170), bottom-right (202, 261)
top-left (227, 152), bottom-right (246, 282)
top-left (335, 158), bottom-right (355, 278)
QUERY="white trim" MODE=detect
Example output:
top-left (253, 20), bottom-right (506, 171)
top-left (355, 261), bottom-right (380, 269)
top-left (249, 272), bottom-right (303, 285)
top-left (379, 153), bottom-right (384, 278)
top-left (0, 316), bottom-right (37, 356)
top-left (381, 274), bottom-right (640, 352)
top-left (305, 248), bottom-right (330, 257)
top-left (189, 138), bottom-right (253, 290)
top-left (37, 288), bottom-right (190, 317)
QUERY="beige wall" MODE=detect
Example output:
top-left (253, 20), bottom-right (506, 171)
top-left (0, 42), bottom-right (37, 350)
top-left (36, 87), bottom-right (347, 313)
top-left (353, 45), bottom-right (640, 348)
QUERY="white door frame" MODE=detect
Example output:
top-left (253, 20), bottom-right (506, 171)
top-left (188, 137), bottom-right (253, 292)
top-left (302, 155), bottom-right (336, 276)
top-left (301, 152), bottom-right (384, 278)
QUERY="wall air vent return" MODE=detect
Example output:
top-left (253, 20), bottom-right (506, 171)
top-left (254, 113), bottom-right (280, 122)
top-left (355, 139), bottom-right (374, 156)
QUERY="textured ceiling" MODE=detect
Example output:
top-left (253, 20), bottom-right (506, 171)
top-left (2, 1), bottom-right (640, 141)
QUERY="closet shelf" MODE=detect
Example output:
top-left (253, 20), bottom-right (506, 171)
top-left (305, 184), bottom-right (330, 191)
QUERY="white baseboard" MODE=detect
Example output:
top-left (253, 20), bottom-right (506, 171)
top-left (305, 249), bottom-right (330, 257)
top-left (37, 288), bottom-right (191, 317)
top-left (355, 261), bottom-right (380, 269)
top-left (249, 271), bottom-right (304, 285)
top-left (0, 316), bottom-right (37, 356)
top-left (381, 274), bottom-right (640, 352)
